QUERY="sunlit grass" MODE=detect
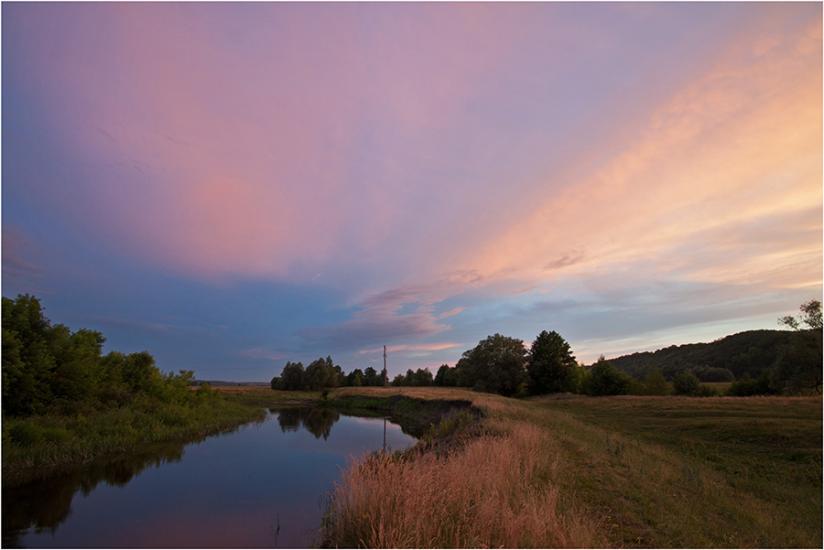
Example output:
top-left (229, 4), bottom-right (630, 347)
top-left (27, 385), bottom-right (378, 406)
top-left (319, 387), bottom-right (822, 548)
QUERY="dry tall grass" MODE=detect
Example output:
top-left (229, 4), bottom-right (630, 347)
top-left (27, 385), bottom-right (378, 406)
top-left (224, 387), bottom-right (820, 547)
top-left (321, 420), bottom-right (601, 548)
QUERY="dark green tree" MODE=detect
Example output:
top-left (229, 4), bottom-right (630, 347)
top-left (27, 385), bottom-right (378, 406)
top-left (305, 357), bottom-right (338, 390)
top-left (346, 368), bottom-right (364, 387)
top-left (434, 364), bottom-right (457, 386)
top-left (585, 357), bottom-right (631, 396)
top-left (278, 361), bottom-right (305, 390)
top-left (412, 368), bottom-right (434, 386)
top-left (526, 330), bottom-right (577, 395)
top-left (457, 334), bottom-right (527, 396)
top-left (363, 366), bottom-right (380, 386)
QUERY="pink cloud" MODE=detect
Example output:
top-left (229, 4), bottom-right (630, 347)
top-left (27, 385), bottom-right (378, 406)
top-left (357, 342), bottom-right (462, 356)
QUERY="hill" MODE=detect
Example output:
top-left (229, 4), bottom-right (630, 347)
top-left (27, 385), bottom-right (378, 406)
top-left (607, 329), bottom-right (821, 384)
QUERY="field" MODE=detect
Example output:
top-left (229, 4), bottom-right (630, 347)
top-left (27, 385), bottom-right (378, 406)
top-left (280, 387), bottom-right (823, 548)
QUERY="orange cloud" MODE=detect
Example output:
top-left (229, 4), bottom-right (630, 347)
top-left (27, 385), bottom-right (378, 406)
top-left (459, 12), bottom-right (821, 296)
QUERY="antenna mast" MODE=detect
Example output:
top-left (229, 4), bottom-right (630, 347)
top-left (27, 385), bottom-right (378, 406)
top-left (383, 345), bottom-right (387, 386)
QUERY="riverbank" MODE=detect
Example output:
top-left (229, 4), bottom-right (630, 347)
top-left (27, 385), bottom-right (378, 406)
top-left (6, 385), bottom-right (819, 547)
top-left (2, 391), bottom-right (264, 486)
top-left (316, 387), bottom-right (822, 548)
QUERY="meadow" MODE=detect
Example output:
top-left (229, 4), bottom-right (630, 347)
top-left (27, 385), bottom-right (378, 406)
top-left (271, 386), bottom-right (824, 548)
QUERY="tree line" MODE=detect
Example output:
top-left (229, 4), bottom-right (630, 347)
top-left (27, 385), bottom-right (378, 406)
top-left (2, 294), bottom-right (213, 418)
top-left (271, 300), bottom-right (821, 398)
top-left (271, 358), bottom-right (389, 390)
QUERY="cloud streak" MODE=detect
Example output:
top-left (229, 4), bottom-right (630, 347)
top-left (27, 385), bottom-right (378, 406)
top-left (3, 3), bottom-right (821, 375)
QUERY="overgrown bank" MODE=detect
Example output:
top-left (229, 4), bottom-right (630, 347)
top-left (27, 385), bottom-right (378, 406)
top-left (326, 392), bottom-right (481, 439)
top-left (3, 393), bottom-right (263, 486)
top-left (318, 387), bottom-right (822, 548)
top-left (2, 295), bottom-right (266, 486)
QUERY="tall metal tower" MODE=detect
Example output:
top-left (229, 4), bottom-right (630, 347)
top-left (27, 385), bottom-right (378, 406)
top-left (383, 344), bottom-right (388, 451)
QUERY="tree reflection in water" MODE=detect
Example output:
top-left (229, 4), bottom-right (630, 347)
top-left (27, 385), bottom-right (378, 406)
top-left (273, 407), bottom-right (341, 440)
top-left (2, 442), bottom-right (186, 548)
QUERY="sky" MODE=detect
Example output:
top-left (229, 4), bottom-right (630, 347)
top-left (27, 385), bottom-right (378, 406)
top-left (2, 3), bottom-right (822, 381)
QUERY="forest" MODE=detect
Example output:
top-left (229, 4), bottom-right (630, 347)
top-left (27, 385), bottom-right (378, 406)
top-left (271, 300), bottom-right (823, 398)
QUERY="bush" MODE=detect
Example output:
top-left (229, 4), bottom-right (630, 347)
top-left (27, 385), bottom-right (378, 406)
top-left (693, 384), bottom-right (719, 397)
top-left (42, 426), bottom-right (72, 444)
top-left (673, 371), bottom-right (700, 395)
top-left (639, 368), bottom-right (669, 395)
top-left (727, 374), bottom-right (777, 396)
top-left (585, 358), bottom-right (631, 396)
top-left (9, 423), bottom-right (43, 447)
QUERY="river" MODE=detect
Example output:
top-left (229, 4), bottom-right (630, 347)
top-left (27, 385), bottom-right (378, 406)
top-left (3, 407), bottom-right (416, 548)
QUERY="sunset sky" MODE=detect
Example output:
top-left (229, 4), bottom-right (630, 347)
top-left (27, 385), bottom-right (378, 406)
top-left (3, 3), bottom-right (822, 381)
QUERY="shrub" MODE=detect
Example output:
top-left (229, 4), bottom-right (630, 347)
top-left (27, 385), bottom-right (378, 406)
top-left (673, 371), bottom-right (700, 395)
top-left (585, 358), bottom-right (631, 396)
top-left (727, 374), bottom-right (777, 396)
top-left (693, 384), bottom-right (719, 397)
top-left (639, 368), bottom-right (669, 395)
top-left (9, 423), bottom-right (44, 447)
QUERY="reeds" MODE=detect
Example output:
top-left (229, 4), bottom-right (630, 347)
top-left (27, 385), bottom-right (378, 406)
top-left (321, 421), bottom-right (601, 548)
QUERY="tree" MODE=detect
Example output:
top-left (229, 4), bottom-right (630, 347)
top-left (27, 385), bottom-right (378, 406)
top-left (379, 367), bottom-right (389, 386)
top-left (585, 357), bottom-right (631, 396)
top-left (434, 364), bottom-right (457, 387)
top-left (305, 357), bottom-right (338, 390)
top-left (527, 330), bottom-right (577, 395)
top-left (673, 371), bottom-right (700, 395)
top-left (278, 361), bottom-right (305, 390)
top-left (333, 364), bottom-right (346, 386)
top-left (412, 368), bottom-right (433, 386)
top-left (2, 294), bottom-right (207, 417)
top-left (779, 299), bottom-right (822, 330)
top-left (391, 374), bottom-right (406, 387)
top-left (363, 367), bottom-right (380, 387)
top-left (640, 368), bottom-right (669, 395)
top-left (346, 368), bottom-right (364, 387)
top-left (772, 331), bottom-right (822, 394)
top-left (457, 334), bottom-right (527, 396)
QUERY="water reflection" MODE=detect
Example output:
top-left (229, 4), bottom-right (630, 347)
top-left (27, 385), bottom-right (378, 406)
top-left (3, 408), bottom-right (415, 548)
top-left (274, 407), bottom-right (340, 440)
top-left (3, 443), bottom-right (187, 548)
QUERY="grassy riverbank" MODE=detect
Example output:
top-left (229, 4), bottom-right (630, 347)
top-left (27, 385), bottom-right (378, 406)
top-left (8, 383), bottom-right (818, 547)
top-left (317, 387), bottom-right (822, 548)
top-left (2, 391), bottom-right (264, 485)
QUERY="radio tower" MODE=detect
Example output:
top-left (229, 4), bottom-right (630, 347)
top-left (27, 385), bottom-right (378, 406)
top-left (383, 344), bottom-right (388, 451)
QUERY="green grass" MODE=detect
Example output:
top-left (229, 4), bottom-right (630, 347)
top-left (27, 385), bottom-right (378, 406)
top-left (2, 391), bottom-right (264, 486)
top-left (317, 387), bottom-right (822, 548)
top-left (533, 395), bottom-right (822, 547)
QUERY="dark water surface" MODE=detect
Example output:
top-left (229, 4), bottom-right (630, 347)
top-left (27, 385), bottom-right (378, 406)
top-left (3, 408), bottom-right (416, 548)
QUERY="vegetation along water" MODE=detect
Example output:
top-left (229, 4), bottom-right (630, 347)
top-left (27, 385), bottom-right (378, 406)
top-left (2, 294), bottom-right (821, 548)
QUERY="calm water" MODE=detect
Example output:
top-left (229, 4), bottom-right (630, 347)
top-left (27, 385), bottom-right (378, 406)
top-left (3, 408), bottom-right (416, 548)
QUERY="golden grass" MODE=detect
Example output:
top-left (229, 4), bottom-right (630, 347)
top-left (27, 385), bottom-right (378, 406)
top-left (322, 419), bottom-right (601, 548)
top-left (318, 387), bottom-right (821, 548)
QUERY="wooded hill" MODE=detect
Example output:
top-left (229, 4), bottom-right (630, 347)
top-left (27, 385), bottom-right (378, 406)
top-left (608, 329), bottom-right (821, 383)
